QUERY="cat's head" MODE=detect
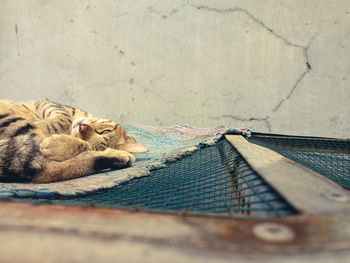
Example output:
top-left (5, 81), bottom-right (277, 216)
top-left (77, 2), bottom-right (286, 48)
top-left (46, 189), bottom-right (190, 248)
top-left (70, 118), bottom-right (148, 153)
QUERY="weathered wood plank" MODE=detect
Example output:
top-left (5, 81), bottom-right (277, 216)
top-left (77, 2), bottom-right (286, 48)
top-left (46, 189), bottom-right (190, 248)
top-left (225, 135), bottom-right (350, 214)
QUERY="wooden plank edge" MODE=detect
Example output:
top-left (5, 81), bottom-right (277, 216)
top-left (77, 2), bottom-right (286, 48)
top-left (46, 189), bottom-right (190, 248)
top-left (225, 135), bottom-right (350, 215)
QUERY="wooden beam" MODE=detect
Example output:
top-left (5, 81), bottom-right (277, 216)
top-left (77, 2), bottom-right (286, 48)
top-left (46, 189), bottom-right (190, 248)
top-left (225, 135), bottom-right (350, 214)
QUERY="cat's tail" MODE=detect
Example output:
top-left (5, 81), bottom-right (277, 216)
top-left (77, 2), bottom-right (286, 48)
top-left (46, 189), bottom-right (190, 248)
top-left (0, 133), bottom-right (43, 183)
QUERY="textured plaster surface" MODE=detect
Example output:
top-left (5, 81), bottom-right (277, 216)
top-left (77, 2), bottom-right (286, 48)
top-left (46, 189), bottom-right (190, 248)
top-left (0, 0), bottom-right (349, 138)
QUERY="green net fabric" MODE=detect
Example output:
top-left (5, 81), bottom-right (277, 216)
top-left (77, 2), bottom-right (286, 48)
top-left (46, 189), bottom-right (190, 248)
top-left (247, 133), bottom-right (350, 189)
top-left (23, 139), bottom-right (296, 218)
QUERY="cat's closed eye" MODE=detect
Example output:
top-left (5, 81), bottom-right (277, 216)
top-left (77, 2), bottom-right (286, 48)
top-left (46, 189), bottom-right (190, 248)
top-left (97, 129), bottom-right (112, 135)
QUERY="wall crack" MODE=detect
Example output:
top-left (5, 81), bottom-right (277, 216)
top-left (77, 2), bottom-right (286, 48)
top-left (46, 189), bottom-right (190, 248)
top-left (191, 4), bottom-right (318, 130)
top-left (222, 115), bottom-right (271, 132)
top-left (190, 4), bottom-right (316, 70)
top-left (147, 6), bottom-right (178, 19)
top-left (272, 69), bottom-right (309, 113)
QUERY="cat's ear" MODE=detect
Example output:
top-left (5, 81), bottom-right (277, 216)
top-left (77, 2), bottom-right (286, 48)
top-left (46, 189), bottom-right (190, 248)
top-left (119, 136), bottom-right (148, 153)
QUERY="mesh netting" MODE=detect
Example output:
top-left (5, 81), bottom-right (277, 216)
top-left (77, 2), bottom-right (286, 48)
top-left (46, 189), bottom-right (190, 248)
top-left (24, 139), bottom-right (296, 217)
top-left (247, 133), bottom-right (350, 189)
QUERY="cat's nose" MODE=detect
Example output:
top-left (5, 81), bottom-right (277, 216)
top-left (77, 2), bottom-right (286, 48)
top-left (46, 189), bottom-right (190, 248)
top-left (79, 124), bottom-right (89, 132)
top-left (79, 123), bottom-right (91, 134)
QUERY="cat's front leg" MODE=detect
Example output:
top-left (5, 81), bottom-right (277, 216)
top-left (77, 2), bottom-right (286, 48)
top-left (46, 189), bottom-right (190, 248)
top-left (40, 134), bottom-right (92, 162)
top-left (32, 148), bottom-right (136, 183)
top-left (93, 148), bottom-right (136, 171)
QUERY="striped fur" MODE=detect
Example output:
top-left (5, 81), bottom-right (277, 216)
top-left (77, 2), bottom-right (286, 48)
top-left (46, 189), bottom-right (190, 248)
top-left (0, 99), bottom-right (148, 183)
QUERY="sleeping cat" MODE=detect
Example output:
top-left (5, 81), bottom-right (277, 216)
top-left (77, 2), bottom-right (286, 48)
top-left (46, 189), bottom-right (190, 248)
top-left (0, 98), bottom-right (148, 183)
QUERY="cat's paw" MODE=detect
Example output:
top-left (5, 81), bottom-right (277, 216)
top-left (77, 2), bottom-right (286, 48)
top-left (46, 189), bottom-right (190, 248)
top-left (93, 148), bottom-right (136, 171)
top-left (40, 134), bottom-right (91, 162)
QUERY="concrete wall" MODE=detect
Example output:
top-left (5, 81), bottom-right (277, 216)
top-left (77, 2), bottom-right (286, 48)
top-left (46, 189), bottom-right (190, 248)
top-left (1, 0), bottom-right (349, 138)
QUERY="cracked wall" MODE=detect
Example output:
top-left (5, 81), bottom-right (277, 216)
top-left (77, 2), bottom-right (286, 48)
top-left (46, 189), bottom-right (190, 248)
top-left (0, 0), bottom-right (349, 138)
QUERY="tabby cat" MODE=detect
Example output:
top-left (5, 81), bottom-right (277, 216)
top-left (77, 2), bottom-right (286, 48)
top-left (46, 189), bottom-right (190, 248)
top-left (0, 98), bottom-right (148, 183)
